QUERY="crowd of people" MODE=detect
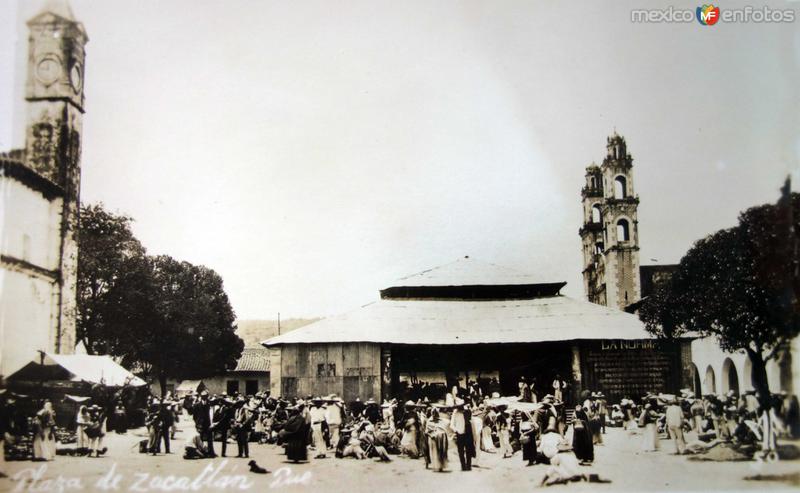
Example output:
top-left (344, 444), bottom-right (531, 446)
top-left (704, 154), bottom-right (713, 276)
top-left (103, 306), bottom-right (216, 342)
top-left (168, 378), bottom-right (599, 486)
top-left (2, 379), bottom-right (798, 484)
top-left (606, 388), bottom-right (800, 459)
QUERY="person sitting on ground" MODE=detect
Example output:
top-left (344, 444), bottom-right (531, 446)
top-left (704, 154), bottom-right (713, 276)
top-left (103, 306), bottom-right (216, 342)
top-left (336, 427), bottom-right (367, 459)
top-left (359, 422), bottom-right (392, 461)
top-left (183, 431), bottom-right (211, 459)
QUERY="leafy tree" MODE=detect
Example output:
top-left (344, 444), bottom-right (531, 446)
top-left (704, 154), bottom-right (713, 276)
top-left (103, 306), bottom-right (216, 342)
top-left (77, 204), bottom-right (154, 355)
top-left (78, 204), bottom-right (244, 396)
top-left (142, 256), bottom-right (244, 395)
top-left (640, 187), bottom-right (799, 423)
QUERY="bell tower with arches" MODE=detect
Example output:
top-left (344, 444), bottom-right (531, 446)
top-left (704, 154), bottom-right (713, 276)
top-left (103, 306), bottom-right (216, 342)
top-left (580, 132), bottom-right (641, 311)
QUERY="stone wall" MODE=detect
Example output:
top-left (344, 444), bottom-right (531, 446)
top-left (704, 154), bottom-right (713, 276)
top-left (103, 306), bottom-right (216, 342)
top-left (0, 176), bottom-right (63, 377)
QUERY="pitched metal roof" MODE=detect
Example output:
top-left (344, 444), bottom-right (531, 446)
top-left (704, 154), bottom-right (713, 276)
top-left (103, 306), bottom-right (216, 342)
top-left (232, 346), bottom-right (270, 372)
top-left (384, 256), bottom-right (550, 288)
top-left (262, 295), bottom-right (654, 346)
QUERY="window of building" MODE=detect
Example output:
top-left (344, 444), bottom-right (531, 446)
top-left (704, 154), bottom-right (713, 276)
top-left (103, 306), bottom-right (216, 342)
top-left (317, 363), bottom-right (336, 377)
top-left (591, 205), bottom-right (602, 223)
top-left (617, 219), bottom-right (630, 242)
top-left (595, 242), bottom-right (604, 254)
top-left (226, 380), bottom-right (240, 395)
top-left (245, 380), bottom-right (258, 396)
top-left (614, 176), bottom-right (627, 199)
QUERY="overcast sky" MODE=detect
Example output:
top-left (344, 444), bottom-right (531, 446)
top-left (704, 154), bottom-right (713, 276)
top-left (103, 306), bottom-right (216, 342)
top-left (1, 0), bottom-right (798, 319)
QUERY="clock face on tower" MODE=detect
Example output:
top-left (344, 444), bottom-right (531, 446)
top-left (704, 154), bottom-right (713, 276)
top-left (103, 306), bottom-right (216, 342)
top-left (70, 64), bottom-right (83, 93)
top-left (35, 55), bottom-right (61, 86)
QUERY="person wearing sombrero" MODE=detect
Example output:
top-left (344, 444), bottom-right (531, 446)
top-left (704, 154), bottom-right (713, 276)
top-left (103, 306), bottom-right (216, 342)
top-left (689, 395), bottom-right (705, 432)
top-left (86, 404), bottom-right (107, 458)
top-left (309, 397), bottom-right (328, 459)
top-left (450, 399), bottom-right (475, 471)
top-left (639, 403), bottom-right (660, 452)
top-left (665, 396), bottom-right (686, 454)
top-left (364, 398), bottom-right (381, 424)
top-left (234, 399), bottom-right (256, 458)
top-left (325, 396), bottom-right (345, 448)
top-left (192, 391), bottom-right (216, 457)
top-left (596, 392), bottom-right (608, 435)
top-left (212, 397), bottom-right (234, 457)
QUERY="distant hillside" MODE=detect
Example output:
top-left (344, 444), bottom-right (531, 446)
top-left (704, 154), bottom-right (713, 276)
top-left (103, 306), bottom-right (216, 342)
top-left (235, 318), bottom-right (320, 346)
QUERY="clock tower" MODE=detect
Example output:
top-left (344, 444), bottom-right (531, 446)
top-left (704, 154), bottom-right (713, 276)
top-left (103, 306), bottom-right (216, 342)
top-left (23, 1), bottom-right (87, 355)
top-left (25, 1), bottom-right (87, 186)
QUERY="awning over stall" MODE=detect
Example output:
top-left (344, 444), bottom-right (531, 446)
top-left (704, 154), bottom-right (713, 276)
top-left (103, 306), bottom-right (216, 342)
top-left (7, 353), bottom-right (147, 387)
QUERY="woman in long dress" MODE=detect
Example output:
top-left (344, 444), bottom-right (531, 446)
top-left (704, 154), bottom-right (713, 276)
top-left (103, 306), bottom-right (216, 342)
top-left (424, 408), bottom-right (449, 472)
top-left (640, 404), bottom-right (660, 452)
top-left (497, 410), bottom-right (513, 458)
top-left (113, 403), bottom-right (128, 434)
top-left (33, 401), bottom-right (56, 461)
top-left (571, 405), bottom-right (594, 464)
top-left (76, 405), bottom-right (90, 455)
top-left (281, 406), bottom-right (309, 463)
top-left (417, 409), bottom-right (429, 465)
top-left (400, 403), bottom-right (420, 458)
top-left (481, 408), bottom-right (496, 452)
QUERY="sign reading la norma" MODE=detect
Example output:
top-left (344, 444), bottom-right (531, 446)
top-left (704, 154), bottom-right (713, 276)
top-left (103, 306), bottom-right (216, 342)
top-left (601, 340), bottom-right (657, 351)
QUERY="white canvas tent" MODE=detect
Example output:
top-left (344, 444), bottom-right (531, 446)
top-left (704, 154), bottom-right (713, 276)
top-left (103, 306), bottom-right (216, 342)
top-left (7, 353), bottom-right (147, 387)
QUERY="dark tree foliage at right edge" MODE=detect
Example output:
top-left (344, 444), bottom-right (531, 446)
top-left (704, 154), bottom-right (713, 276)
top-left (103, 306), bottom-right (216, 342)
top-left (639, 182), bottom-right (798, 427)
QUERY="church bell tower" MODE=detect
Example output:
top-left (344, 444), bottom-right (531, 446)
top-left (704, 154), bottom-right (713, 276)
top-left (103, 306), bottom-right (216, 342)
top-left (24, 1), bottom-right (88, 354)
top-left (580, 132), bottom-right (641, 311)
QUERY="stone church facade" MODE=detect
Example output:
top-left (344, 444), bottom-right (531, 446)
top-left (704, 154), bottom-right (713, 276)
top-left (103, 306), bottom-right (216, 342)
top-left (0, 2), bottom-right (87, 378)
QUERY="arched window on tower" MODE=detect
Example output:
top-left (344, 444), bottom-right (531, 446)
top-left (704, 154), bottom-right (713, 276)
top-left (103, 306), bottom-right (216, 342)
top-left (617, 219), bottom-right (630, 243)
top-left (614, 176), bottom-right (627, 199)
top-left (591, 205), bottom-right (602, 224)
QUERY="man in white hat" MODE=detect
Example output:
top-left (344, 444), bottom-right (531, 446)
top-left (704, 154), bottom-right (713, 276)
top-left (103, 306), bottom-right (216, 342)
top-left (325, 396), bottom-right (344, 448)
top-left (450, 399), bottom-right (474, 471)
top-left (309, 398), bottom-right (328, 458)
top-left (665, 396), bottom-right (686, 454)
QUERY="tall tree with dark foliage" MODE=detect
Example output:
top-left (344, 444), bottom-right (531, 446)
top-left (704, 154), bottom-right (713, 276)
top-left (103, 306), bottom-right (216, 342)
top-left (78, 204), bottom-right (244, 395)
top-left (640, 183), bottom-right (799, 435)
top-left (77, 204), bottom-right (154, 356)
top-left (143, 255), bottom-right (244, 395)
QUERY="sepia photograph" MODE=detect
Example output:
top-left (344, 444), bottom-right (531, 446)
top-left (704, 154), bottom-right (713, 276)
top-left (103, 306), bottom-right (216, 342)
top-left (0, 0), bottom-right (798, 491)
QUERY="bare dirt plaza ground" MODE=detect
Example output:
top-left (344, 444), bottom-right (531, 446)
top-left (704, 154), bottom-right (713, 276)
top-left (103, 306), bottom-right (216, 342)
top-left (2, 415), bottom-right (798, 493)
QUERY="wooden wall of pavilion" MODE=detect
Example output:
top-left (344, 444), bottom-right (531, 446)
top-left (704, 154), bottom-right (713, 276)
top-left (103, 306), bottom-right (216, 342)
top-left (269, 343), bottom-right (381, 402)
